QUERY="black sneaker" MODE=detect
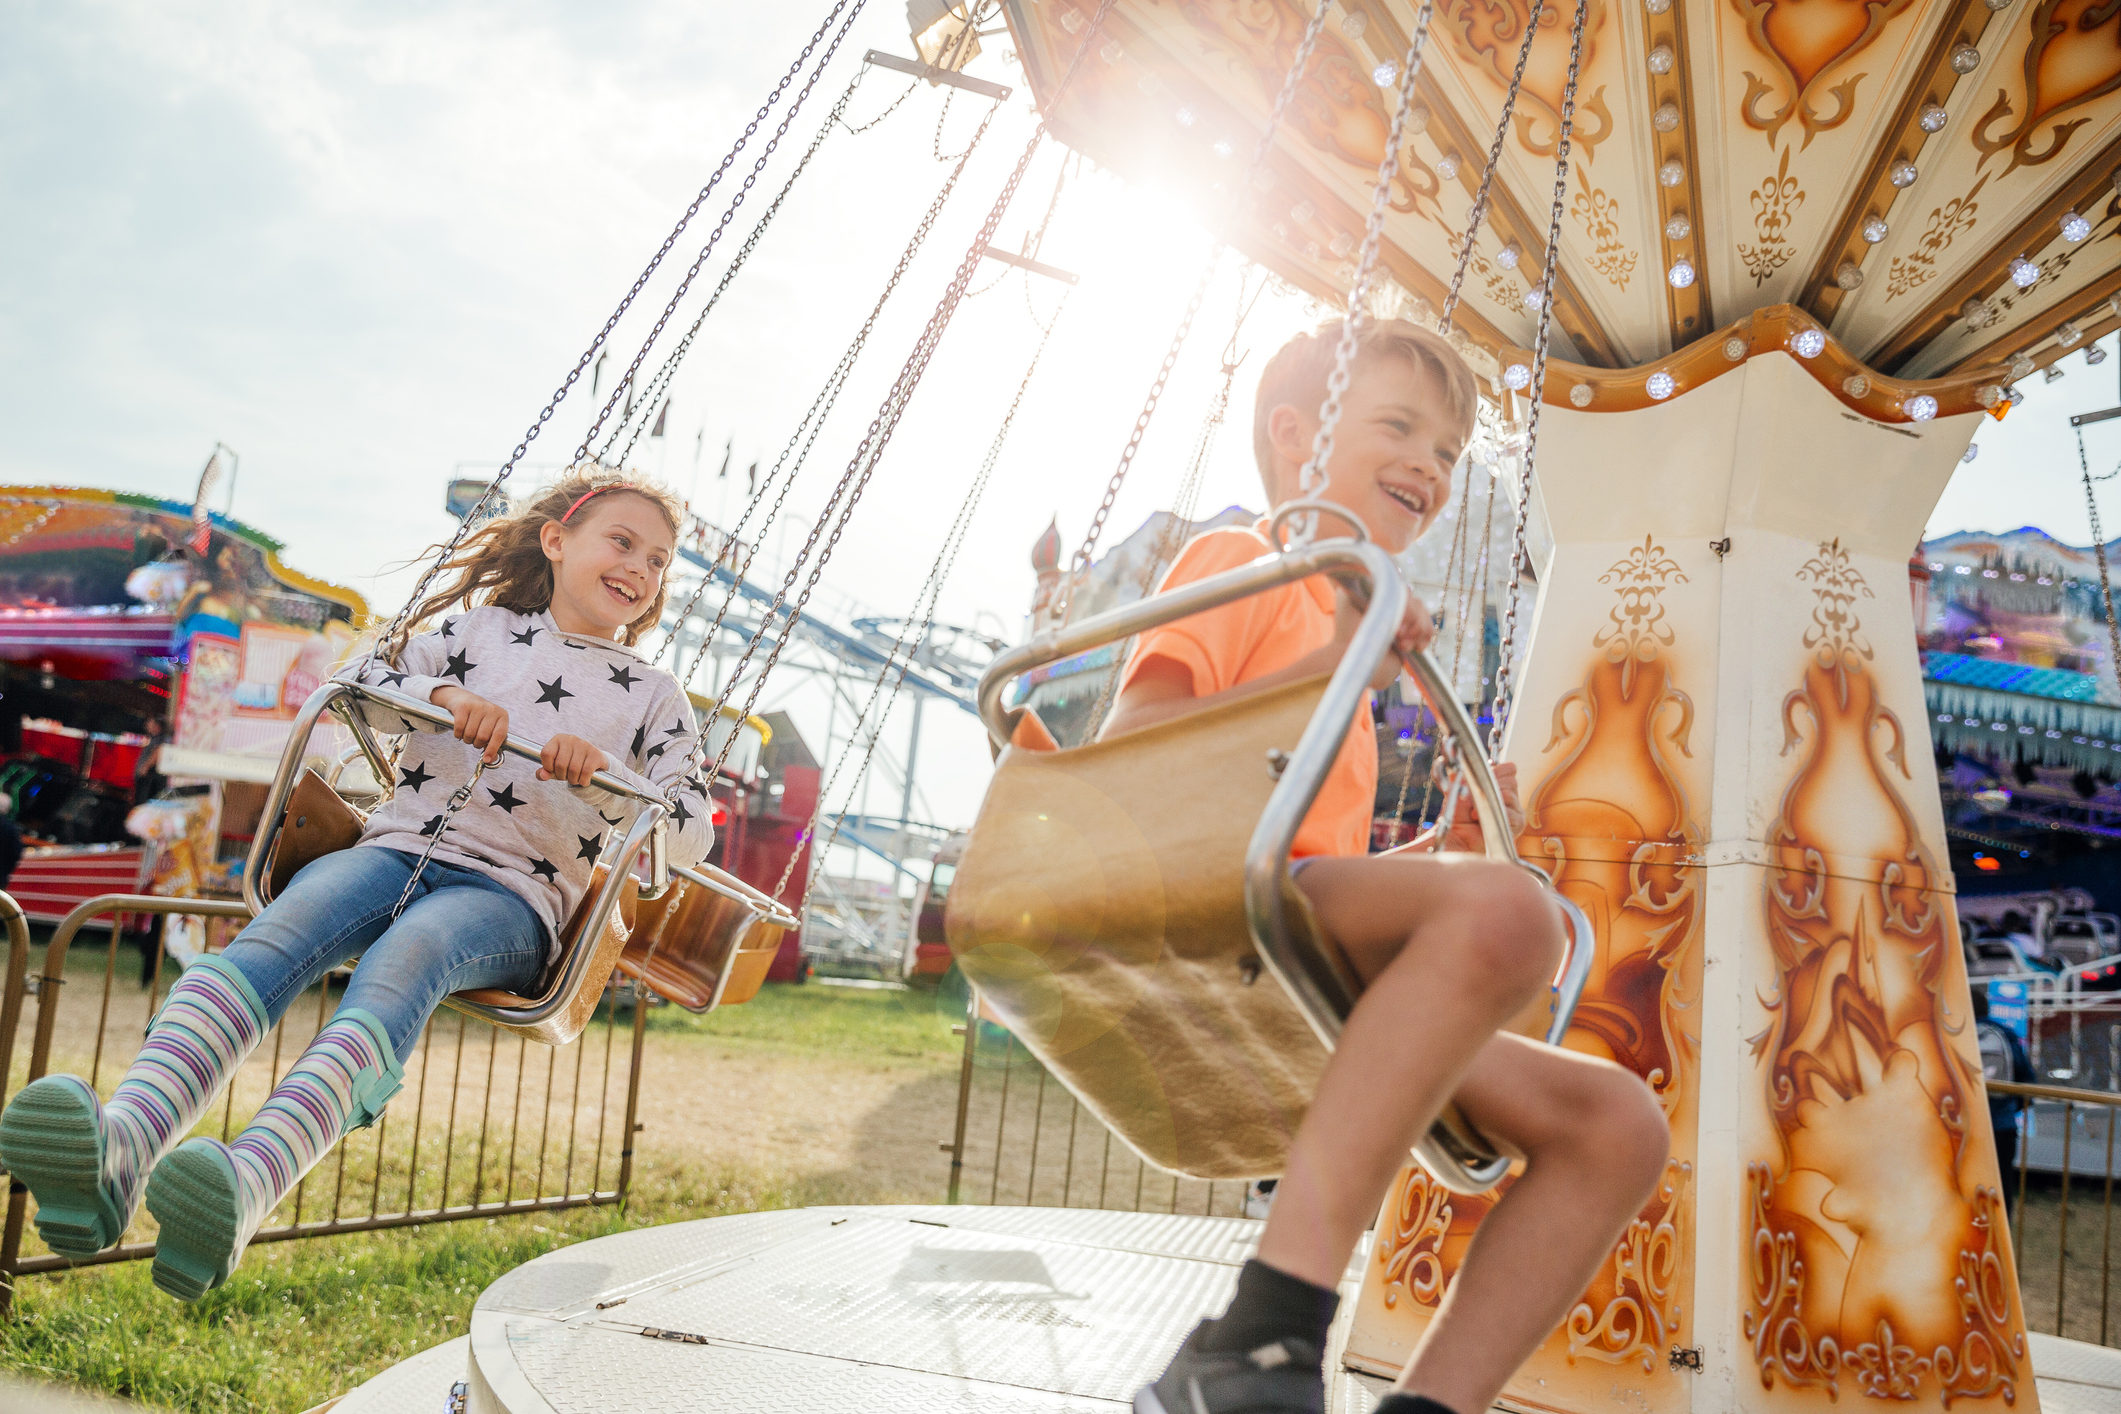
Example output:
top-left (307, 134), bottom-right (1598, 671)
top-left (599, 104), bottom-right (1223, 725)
top-left (1134, 1324), bottom-right (1325, 1414)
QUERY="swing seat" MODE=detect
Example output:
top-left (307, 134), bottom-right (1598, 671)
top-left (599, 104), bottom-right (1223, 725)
top-left (947, 538), bottom-right (1591, 1193)
top-left (616, 864), bottom-right (795, 1012)
top-left (246, 680), bottom-right (673, 1049)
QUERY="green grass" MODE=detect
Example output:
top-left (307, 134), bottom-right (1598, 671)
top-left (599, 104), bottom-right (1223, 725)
top-left (0, 976), bottom-right (970, 1412)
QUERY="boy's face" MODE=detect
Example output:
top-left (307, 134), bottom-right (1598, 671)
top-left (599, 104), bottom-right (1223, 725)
top-left (1271, 354), bottom-right (1466, 554)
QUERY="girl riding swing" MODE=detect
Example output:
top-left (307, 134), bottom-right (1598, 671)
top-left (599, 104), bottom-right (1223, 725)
top-left (0, 471), bottom-right (715, 1299)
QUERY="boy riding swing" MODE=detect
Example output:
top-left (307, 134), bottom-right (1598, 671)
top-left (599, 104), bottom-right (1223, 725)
top-left (1104, 321), bottom-right (1670, 1414)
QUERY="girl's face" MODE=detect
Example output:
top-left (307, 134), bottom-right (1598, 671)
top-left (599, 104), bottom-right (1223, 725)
top-left (538, 493), bottom-right (674, 639)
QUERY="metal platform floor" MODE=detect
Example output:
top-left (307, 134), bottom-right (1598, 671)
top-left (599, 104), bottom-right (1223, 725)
top-left (330, 1205), bottom-right (2121, 1414)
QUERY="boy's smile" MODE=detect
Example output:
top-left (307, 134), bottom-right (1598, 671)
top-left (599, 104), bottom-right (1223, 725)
top-left (1270, 356), bottom-right (1467, 554)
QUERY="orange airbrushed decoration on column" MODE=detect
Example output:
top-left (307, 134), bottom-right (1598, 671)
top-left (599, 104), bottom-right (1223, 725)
top-left (1743, 540), bottom-right (2029, 1406)
top-left (1364, 534), bottom-right (1705, 1399)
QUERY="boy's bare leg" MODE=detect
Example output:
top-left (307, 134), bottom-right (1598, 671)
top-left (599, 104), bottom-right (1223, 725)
top-left (1393, 1033), bottom-right (1669, 1413)
top-left (1257, 853), bottom-right (1565, 1289)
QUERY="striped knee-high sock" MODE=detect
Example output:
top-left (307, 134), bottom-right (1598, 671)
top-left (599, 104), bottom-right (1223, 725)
top-left (102, 955), bottom-right (268, 1209)
top-left (224, 1009), bottom-right (403, 1230)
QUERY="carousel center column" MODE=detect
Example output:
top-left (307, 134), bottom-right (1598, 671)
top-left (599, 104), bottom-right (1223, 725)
top-left (1343, 309), bottom-right (2035, 1414)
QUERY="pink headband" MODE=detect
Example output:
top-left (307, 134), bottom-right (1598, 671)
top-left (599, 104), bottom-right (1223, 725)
top-left (559, 484), bottom-right (630, 523)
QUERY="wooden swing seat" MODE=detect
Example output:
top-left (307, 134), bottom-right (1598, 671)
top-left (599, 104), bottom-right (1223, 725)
top-left (617, 869), bottom-right (790, 1012)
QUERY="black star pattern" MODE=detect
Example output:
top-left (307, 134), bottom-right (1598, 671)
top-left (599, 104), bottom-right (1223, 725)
top-left (510, 625), bottom-right (540, 647)
top-left (485, 783), bottom-right (525, 813)
top-left (575, 833), bottom-right (603, 864)
top-left (629, 724), bottom-right (647, 759)
top-left (564, 639), bottom-right (590, 651)
top-left (527, 856), bottom-right (559, 884)
top-left (536, 677), bottom-right (573, 710)
top-left (443, 650), bottom-right (475, 683)
top-left (598, 810), bottom-right (624, 827)
top-left (607, 664), bottom-right (638, 692)
top-left (670, 796), bottom-right (692, 827)
top-left (645, 741), bottom-right (667, 762)
top-left (398, 762), bottom-right (434, 794)
top-left (378, 669), bottom-right (409, 689)
top-left (663, 721), bottom-right (689, 737)
top-left (418, 813), bottom-right (446, 837)
top-left (439, 619), bottom-right (456, 638)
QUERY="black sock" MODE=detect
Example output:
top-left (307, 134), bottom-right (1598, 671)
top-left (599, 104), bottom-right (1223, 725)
top-left (1374, 1396), bottom-right (1460, 1414)
top-left (1199, 1258), bottom-right (1339, 1363)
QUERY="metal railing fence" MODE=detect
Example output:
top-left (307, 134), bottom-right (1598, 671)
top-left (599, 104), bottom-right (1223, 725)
top-left (1994, 1079), bottom-right (2120, 1347)
top-left (0, 892), bottom-right (647, 1318)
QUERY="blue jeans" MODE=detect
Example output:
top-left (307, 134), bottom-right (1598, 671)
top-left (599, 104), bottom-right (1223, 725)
top-left (218, 846), bottom-right (546, 1062)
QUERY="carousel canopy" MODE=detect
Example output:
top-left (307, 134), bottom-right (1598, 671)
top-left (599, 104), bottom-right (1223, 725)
top-left (999, 1), bottom-right (2120, 384)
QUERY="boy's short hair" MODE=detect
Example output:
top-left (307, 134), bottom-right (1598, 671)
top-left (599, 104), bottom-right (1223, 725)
top-left (1251, 318), bottom-right (1480, 498)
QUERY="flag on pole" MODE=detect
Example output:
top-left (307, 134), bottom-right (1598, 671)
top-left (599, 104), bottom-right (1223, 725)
top-left (188, 447), bottom-right (225, 554)
top-left (693, 426), bottom-right (705, 466)
top-left (650, 400), bottom-right (669, 438)
top-left (746, 461), bottom-right (758, 495)
top-left (591, 348), bottom-right (608, 400)
top-left (716, 436), bottom-right (733, 480)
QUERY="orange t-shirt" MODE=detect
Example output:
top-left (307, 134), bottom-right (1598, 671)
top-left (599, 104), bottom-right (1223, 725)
top-left (1118, 522), bottom-right (1377, 858)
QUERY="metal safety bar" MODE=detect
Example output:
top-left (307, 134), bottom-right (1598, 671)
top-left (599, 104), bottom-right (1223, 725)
top-left (977, 538), bottom-right (1595, 1192)
top-left (243, 679), bottom-right (673, 1032)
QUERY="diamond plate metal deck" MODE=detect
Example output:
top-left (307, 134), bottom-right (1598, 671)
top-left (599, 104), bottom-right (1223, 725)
top-left (466, 1205), bottom-right (1263, 1413)
top-left (343, 1205), bottom-right (2121, 1414)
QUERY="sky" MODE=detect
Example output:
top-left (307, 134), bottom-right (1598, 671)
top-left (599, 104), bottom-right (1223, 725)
top-left (3, 0), bottom-right (2117, 847)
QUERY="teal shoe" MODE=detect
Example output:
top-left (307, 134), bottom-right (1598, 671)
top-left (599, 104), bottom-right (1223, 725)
top-left (0, 1075), bottom-right (132, 1258)
top-left (142, 1138), bottom-right (251, 1301)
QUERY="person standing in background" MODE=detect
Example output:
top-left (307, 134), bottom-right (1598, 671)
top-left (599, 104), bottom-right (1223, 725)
top-left (0, 793), bottom-right (23, 890)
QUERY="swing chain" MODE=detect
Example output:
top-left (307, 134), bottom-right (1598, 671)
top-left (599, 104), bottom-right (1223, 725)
top-left (1488, 0), bottom-right (1589, 760)
top-left (1291, 2), bottom-right (1437, 521)
top-left (1049, 0), bottom-right (1338, 621)
top-left (385, 758), bottom-right (492, 922)
top-left (360, 0), bottom-right (860, 679)
top-left (571, 0), bottom-right (867, 463)
top-left (2078, 425), bottom-right (2121, 691)
top-left (605, 67), bottom-right (871, 470)
top-left (698, 0), bottom-right (1124, 788)
top-left (653, 96), bottom-right (1003, 674)
top-left (1439, 0), bottom-right (1542, 327)
top-left (840, 75), bottom-right (919, 136)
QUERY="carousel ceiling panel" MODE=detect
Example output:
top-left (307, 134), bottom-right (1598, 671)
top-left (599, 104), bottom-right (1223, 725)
top-left (1000, 0), bottom-right (2121, 380)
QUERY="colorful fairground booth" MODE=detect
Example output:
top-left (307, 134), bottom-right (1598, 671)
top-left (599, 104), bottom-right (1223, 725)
top-left (0, 487), bottom-right (365, 943)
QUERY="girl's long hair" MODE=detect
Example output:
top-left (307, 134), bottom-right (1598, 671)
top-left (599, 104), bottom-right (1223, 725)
top-left (382, 468), bottom-right (686, 663)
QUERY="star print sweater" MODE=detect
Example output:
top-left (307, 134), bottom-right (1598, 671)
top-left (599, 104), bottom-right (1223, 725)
top-left (332, 606), bottom-right (716, 957)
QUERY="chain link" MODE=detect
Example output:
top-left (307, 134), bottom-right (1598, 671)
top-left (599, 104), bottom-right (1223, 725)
top-left (602, 69), bottom-right (870, 470)
top-left (1488, 0), bottom-right (1590, 760)
top-left (570, 2), bottom-right (866, 464)
top-left (840, 75), bottom-right (920, 136)
top-left (360, 1), bottom-right (859, 678)
top-left (1438, 1), bottom-right (1542, 327)
top-left (695, 0), bottom-right (1124, 788)
top-left (652, 97), bottom-right (1004, 676)
top-left (1291, 2), bottom-right (1436, 520)
top-left (384, 759), bottom-right (491, 921)
top-left (1048, 0), bottom-right (1338, 617)
top-left (775, 287), bottom-right (1075, 903)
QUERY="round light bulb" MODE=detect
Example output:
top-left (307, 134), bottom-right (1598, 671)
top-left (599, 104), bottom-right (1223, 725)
top-left (1723, 336), bottom-right (1748, 361)
top-left (1905, 394), bottom-right (1939, 422)
top-left (1646, 371), bottom-right (1676, 400)
top-left (2010, 255), bottom-right (2040, 288)
top-left (1435, 152), bottom-right (1461, 181)
top-left (1175, 106), bottom-right (1197, 127)
top-left (2056, 321), bottom-right (2083, 348)
top-left (1961, 297), bottom-right (1993, 328)
top-left (1664, 213), bottom-right (1692, 241)
top-left (1667, 259), bottom-right (1696, 288)
top-left (1963, 444), bottom-right (1981, 464)
top-left (1569, 383), bottom-right (1594, 407)
top-left (1977, 384), bottom-right (2003, 408)
top-left (1659, 159), bottom-right (1685, 188)
top-left (2061, 211), bottom-right (2091, 242)
top-left (2008, 352), bottom-right (2035, 380)
top-left (1949, 44), bottom-right (1981, 74)
top-left (1373, 61), bottom-right (1398, 87)
top-left (1496, 241), bottom-right (1522, 270)
top-left (1861, 215), bottom-right (1890, 243)
top-left (1645, 0), bottom-right (1672, 12)
top-left (1212, 138), bottom-right (1234, 158)
top-left (1793, 327), bottom-right (1827, 358)
top-left (1328, 232), bottom-right (1355, 258)
top-left (1653, 102), bottom-right (1681, 133)
top-left (1889, 160), bottom-right (1919, 188)
top-left (1406, 103), bottom-right (1430, 135)
top-left (1842, 374), bottom-right (1870, 397)
top-left (1524, 288), bottom-right (1546, 310)
top-left (1918, 103), bottom-right (1949, 133)
top-left (1341, 10), bottom-right (1369, 38)
top-left (1647, 45), bottom-right (1674, 75)
top-left (1835, 261), bottom-right (1865, 290)
top-left (1503, 363), bottom-right (1532, 390)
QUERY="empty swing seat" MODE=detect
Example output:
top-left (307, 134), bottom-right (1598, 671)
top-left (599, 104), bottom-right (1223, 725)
top-left (945, 538), bottom-right (1590, 1192)
top-left (617, 865), bottom-right (795, 1012)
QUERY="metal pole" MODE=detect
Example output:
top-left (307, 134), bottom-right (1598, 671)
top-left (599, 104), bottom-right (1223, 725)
top-left (899, 692), bottom-right (925, 828)
top-left (944, 986), bottom-right (978, 1204)
top-left (616, 990), bottom-right (650, 1207)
